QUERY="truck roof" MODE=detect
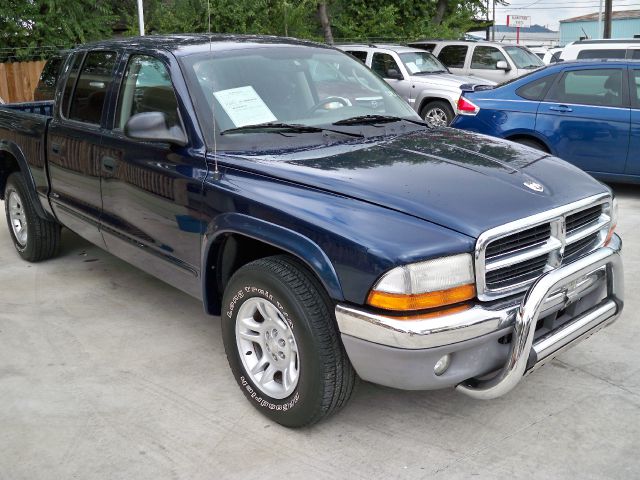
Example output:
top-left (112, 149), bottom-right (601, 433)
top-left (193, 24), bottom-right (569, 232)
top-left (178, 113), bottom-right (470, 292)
top-left (76, 34), bottom-right (331, 56)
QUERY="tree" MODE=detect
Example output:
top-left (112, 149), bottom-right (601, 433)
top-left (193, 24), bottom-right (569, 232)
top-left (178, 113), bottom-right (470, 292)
top-left (0, 0), bottom-right (117, 62)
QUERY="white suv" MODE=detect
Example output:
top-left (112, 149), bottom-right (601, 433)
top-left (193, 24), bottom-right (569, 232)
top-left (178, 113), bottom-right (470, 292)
top-left (560, 39), bottom-right (640, 61)
top-left (408, 40), bottom-right (544, 83)
top-left (336, 44), bottom-right (494, 127)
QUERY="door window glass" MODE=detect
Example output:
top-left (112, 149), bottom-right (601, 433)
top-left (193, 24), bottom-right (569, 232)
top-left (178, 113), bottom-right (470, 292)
top-left (632, 70), bottom-right (640, 108)
top-left (576, 49), bottom-right (626, 60)
top-left (546, 68), bottom-right (624, 107)
top-left (371, 53), bottom-right (401, 78)
top-left (68, 51), bottom-right (118, 124)
top-left (630, 49), bottom-right (640, 60)
top-left (61, 53), bottom-right (84, 118)
top-left (116, 55), bottom-right (179, 130)
top-left (346, 51), bottom-right (367, 63)
top-left (437, 45), bottom-right (468, 68)
top-left (471, 46), bottom-right (507, 70)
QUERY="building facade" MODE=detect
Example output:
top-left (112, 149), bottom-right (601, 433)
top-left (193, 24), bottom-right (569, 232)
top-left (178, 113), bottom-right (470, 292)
top-left (559, 10), bottom-right (640, 45)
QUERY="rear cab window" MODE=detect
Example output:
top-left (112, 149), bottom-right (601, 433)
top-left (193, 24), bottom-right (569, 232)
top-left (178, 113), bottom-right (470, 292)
top-left (545, 68), bottom-right (624, 107)
top-left (67, 51), bottom-right (118, 125)
top-left (437, 45), bottom-right (468, 69)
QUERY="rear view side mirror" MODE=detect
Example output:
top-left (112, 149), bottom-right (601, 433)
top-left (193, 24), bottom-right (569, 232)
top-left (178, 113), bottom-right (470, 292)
top-left (386, 68), bottom-right (404, 80)
top-left (496, 60), bottom-right (511, 71)
top-left (124, 112), bottom-right (187, 147)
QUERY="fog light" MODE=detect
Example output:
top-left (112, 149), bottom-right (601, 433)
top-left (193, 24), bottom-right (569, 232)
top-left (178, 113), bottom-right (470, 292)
top-left (434, 354), bottom-right (451, 376)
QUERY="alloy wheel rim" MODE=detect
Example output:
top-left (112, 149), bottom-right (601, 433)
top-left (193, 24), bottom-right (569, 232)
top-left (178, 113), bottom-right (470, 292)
top-left (8, 191), bottom-right (27, 246)
top-left (424, 107), bottom-right (448, 128)
top-left (235, 297), bottom-right (300, 399)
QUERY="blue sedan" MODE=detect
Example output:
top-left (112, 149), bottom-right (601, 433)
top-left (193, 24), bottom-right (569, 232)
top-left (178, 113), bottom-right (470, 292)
top-left (451, 60), bottom-right (640, 183)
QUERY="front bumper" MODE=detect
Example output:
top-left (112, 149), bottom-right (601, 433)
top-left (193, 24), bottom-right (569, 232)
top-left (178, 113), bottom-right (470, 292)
top-left (336, 234), bottom-right (623, 396)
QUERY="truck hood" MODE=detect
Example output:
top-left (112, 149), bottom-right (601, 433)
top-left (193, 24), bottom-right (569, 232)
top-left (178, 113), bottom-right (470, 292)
top-left (222, 129), bottom-right (609, 238)
top-left (410, 73), bottom-right (496, 88)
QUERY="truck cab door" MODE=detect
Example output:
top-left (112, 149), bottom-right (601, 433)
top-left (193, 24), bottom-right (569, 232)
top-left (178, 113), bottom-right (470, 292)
top-left (98, 54), bottom-right (207, 298)
top-left (47, 50), bottom-right (119, 247)
top-left (626, 68), bottom-right (640, 176)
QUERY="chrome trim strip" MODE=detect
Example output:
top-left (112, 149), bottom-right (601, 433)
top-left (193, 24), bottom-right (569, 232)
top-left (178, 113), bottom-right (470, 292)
top-left (457, 237), bottom-right (623, 400)
top-left (476, 193), bottom-right (611, 301)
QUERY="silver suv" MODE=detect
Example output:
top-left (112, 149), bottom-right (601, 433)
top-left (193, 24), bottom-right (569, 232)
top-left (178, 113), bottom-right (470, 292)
top-left (336, 44), bottom-right (494, 127)
top-left (409, 40), bottom-right (544, 83)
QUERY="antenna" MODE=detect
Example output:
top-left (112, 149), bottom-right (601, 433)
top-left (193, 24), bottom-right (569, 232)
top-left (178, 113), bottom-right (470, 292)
top-left (208, 0), bottom-right (221, 180)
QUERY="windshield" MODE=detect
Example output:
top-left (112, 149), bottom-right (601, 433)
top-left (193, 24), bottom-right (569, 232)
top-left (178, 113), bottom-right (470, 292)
top-left (398, 51), bottom-right (447, 74)
top-left (181, 46), bottom-right (420, 150)
top-left (504, 46), bottom-right (544, 69)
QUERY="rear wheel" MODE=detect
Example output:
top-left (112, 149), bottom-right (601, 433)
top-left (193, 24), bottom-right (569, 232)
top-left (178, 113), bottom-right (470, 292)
top-left (421, 100), bottom-right (454, 128)
top-left (221, 255), bottom-right (356, 427)
top-left (4, 173), bottom-right (61, 262)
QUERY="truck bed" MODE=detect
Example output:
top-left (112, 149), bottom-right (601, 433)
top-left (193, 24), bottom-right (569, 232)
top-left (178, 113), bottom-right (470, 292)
top-left (0, 100), bottom-right (54, 117)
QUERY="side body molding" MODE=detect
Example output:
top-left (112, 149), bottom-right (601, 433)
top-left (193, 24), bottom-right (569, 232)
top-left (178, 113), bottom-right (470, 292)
top-left (201, 212), bottom-right (344, 314)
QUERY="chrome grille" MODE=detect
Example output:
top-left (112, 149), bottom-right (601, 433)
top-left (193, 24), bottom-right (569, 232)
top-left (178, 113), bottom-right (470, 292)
top-left (476, 194), bottom-right (612, 301)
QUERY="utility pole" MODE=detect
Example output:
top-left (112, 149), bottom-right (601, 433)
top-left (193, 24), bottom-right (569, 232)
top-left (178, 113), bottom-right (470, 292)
top-left (137, 0), bottom-right (145, 36)
top-left (492, 0), bottom-right (496, 41)
top-left (597, 0), bottom-right (603, 38)
top-left (603, 0), bottom-right (612, 39)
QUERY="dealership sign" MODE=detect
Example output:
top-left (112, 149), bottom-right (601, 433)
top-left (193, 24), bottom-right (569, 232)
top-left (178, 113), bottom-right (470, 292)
top-left (507, 15), bottom-right (531, 28)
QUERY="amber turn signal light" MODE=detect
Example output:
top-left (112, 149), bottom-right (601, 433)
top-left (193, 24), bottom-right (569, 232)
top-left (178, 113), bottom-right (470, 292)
top-left (367, 284), bottom-right (476, 312)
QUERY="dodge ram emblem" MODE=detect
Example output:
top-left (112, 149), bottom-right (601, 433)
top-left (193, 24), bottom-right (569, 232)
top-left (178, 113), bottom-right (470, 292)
top-left (524, 181), bottom-right (544, 192)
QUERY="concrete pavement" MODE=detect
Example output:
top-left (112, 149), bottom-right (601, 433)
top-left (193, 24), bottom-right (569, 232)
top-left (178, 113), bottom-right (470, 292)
top-left (1, 184), bottom-right (639, 479)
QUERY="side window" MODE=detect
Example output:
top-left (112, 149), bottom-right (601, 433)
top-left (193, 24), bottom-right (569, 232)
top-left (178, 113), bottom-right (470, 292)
top-left (61, 53), bottom-right (84, 118)
top-left (371, 53), bottom-right (401, 78)
top-left (471, 46), bottom-right (507, 70)
top-left (68, 51), bottom-right (118, 125)
top-left (437, 45), bottom-right (468, 68)
top-left (516, 74), bottom-right (556, 101)
top-left (346, 51), bottom-right (367, 63)
top-left (38, 57), bottom-right (62, 89)
top-left (576, 49), bottom-right (626, 60)
top-left (116, 55), bottom-right (179, 130)
top-left (630, 49), bottom-right (640, 60)
top-left (546, 68), bottom-right (624, 107)
top-left (550, 51), bottom-right (562, 64)
top-left (632, 70), bottom-right (640, 108)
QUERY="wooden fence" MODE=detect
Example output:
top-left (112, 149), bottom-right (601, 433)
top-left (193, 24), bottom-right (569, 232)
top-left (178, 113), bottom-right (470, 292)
top-left (0, 61), bottom-right (46, 104)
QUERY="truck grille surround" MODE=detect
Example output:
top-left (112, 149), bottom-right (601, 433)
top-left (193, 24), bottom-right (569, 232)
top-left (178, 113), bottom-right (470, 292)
top-left (475, 194), bottom-right (613, 301)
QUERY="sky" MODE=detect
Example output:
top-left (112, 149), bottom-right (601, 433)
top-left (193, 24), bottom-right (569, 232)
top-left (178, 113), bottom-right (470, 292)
top-left (492, 0), bottom-right (639, 31)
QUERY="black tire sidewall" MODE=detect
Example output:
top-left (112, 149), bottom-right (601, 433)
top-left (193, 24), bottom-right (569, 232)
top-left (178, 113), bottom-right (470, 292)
top-left (422, 100), bottom-right (454, 126)
top-left (221, 264), bottom-right (327, 427)
top-left (4, 175), bottom-right (31, 257)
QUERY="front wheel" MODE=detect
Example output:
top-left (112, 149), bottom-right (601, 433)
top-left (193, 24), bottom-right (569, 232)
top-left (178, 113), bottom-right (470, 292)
top-left (421, 100), bottom-right (455, 128)
top-left (221, 255), bottom-right (356, 427)
top-left (4, 173), bottom-right (61, 262)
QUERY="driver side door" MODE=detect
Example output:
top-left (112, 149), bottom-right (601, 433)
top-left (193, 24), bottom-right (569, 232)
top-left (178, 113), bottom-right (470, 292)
top-left (371, 52), bottom-right (412, 104)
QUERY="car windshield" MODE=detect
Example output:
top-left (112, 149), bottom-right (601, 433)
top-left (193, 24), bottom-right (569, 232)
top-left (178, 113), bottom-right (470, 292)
top-left (504, 46), bottom-right (544, 69)
top-left (180, 46), bottom-right (420, 150)
top-left (398, 51), bottom-right (447, 74)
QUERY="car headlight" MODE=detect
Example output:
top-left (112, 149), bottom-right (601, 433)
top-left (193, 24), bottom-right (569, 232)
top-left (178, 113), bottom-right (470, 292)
top-left (605, 197), bottom-right (618, 246)
top-left (367, 253), bottom-right (476, 312)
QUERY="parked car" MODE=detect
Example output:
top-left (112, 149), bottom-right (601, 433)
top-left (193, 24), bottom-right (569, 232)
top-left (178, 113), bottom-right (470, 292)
top-left (409, 40), bottom-right (545, 82)
top-left (561, 39), bottom-right (640, 61)
top-left (451, 59), bottom-right (639, 183)
top-left (336, 44), bottom-right (495, 126)
top-left (542, 47), bottom-right (563, 64)
top-left (33, 54), bottom-right (65, 101)
top-left (0, 35), bottom-right (623, 427)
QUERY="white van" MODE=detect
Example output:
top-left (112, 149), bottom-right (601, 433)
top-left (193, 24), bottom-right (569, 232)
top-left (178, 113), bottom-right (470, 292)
top-left (561, 39), bottom-right (640, 60)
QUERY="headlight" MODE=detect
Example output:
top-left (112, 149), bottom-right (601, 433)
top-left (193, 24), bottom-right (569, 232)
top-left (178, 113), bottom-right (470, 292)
top-left (605, 197), bottom-right (618, 246)
top-left (367, 253), bottom-right (476, 312)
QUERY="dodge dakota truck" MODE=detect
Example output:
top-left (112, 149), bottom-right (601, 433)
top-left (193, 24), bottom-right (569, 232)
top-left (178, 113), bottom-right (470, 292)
top-left (0, 35), bottom-right (624, 427)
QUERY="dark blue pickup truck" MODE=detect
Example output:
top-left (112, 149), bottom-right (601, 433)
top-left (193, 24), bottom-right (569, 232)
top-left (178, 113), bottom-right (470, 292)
top-left (0, 35), bottom-right (624, 427)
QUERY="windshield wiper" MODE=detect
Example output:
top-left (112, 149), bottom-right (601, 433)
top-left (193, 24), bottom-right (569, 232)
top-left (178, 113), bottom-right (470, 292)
top-left (413, 70), bottom-right (448, 75)
top-left (333, 115), bottom-right (426, 127)
top-left (220, 121), bottom-right (362, 137)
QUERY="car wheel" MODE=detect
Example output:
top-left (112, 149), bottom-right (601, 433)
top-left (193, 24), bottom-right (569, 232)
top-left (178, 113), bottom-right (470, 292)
top-left (421, 100), bottom-right (454, 128)
top-left (4, 173), bottom-right (61, 262)
top-left (513, 138), bottom-right (549, 153)
top-left (221, 255), bottom-right (356, 427)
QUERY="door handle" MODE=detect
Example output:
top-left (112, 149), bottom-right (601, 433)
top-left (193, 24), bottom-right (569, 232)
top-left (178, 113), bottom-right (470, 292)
top-left (549, 105), bottom-right (573, 112)
top-left (101, 156), bottom-right (117, 173)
